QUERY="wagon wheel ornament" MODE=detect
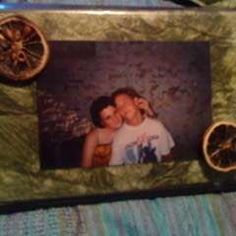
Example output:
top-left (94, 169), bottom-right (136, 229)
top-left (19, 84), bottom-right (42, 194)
top-left (0, 15), bottom-right (49, 81)
top-left (203, 121), bottom-right (236, 172)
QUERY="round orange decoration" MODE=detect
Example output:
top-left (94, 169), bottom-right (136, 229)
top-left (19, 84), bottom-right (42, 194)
top-left (0, 15), bottom-right (49, 81)
top-left (203, 121), bottom-right (236, 172)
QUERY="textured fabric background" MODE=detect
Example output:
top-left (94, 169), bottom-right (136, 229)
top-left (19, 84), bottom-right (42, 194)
top-left (0, 1), bottom-right (236, 236)
top-left (1, 193), bottom-right (236, 235)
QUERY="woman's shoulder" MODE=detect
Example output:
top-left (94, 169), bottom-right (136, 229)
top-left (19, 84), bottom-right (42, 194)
top-left (86, 128), bottom-right (99, 142)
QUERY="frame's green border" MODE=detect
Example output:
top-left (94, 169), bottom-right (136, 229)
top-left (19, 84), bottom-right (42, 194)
top-left (0, 8), bottom-right (236, 212)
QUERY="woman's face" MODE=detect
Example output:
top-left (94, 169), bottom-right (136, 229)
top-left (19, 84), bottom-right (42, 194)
top-left (100, 105), bottom-right (122, 130)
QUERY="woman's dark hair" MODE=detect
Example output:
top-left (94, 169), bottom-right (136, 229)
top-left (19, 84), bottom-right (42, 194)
top-left (90, 96), bottom-right (115, 128)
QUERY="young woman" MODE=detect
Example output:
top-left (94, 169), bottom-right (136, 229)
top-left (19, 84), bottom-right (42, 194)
top-left (81, 96), bottom-right (122, 168)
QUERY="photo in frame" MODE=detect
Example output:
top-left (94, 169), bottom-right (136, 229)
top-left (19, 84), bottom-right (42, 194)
top-left (0, 6), bottom-right (236, 213)
top-left (37, 41), bottom-right (211, 169)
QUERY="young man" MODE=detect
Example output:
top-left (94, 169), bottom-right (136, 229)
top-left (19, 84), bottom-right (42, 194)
top-left (109, 87), bottom-right (175, 166)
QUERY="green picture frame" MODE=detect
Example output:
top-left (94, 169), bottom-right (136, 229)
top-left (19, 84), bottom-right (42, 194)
top-left (0, 5), bottom-right (236, 213)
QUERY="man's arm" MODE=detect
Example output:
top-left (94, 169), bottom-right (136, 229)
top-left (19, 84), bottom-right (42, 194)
top-left (157, 122), bottom-right (175, 162)
top-left (161, 146), bottom-right (176, 162)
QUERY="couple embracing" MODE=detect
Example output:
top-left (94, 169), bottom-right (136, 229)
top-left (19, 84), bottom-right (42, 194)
top-left (81, 87), bottom-right (175, 168)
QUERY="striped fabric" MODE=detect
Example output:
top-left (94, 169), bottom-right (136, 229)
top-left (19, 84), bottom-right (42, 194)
top-left (1, 193), bottom-right (236, 236)
top-left (1, 0), bottom-right (182, 7)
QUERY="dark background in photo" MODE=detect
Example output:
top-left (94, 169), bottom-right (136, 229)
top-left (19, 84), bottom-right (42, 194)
top-left (37, 41), bottom-right (212, 169)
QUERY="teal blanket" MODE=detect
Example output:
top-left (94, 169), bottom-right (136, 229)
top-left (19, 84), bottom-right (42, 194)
top-left (1, 193), bottom-right (236, 236)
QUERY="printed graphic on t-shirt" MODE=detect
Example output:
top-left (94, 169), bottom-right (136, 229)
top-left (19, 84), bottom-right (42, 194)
top-left (124, 133), bottom-right (159, 164)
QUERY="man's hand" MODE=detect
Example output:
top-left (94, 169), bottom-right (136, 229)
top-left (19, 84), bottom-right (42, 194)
top-left (134, 97), bottom-right (155, 117)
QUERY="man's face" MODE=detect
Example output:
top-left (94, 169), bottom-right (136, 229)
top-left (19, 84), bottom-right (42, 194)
top-left (114, 94), bottom-right (140, 123)
top-left (100, 105), bottom-right (122, 130)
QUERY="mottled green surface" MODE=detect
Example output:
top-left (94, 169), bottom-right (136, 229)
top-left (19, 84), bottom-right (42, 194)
top-left (0, 10), bottom-right (236, 205)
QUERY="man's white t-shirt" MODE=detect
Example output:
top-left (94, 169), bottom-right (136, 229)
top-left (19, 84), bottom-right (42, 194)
top-left (110, 117), bottom-right (175, 165)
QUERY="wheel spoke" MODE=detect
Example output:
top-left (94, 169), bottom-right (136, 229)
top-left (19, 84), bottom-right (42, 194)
top-left (24, 31), bottom-right (37, 42)
top-left (0, 16), bottom-right (49, 80)
top-left (23, 40), bottom-right (42, 46)
top-left (23, 47), bottom-right (42, 60)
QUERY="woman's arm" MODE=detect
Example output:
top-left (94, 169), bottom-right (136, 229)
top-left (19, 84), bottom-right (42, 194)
top-left (81, 130), bottom-right (98, 168)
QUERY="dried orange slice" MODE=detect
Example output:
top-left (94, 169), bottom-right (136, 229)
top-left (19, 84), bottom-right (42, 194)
top-left (203, 121), bottom-right (236, 172)
top-left (0, 15), bottom-right (49, 81)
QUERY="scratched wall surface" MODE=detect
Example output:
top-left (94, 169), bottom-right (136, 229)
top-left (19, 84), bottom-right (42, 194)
top-left (0, 10), bottom-right (236, 205)
top-left (37, 41), bottom-right (211, 169)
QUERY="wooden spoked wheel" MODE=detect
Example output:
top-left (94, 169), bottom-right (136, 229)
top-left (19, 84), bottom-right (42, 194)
top-left (0, 15), bottom-right (49, 81)
top-left (203, 121), bottom-right (236, 172)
